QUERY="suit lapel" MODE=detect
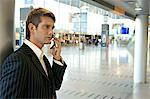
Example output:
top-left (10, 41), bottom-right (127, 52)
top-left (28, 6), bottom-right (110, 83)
top-left (21, 43), bottom-right (49, 81)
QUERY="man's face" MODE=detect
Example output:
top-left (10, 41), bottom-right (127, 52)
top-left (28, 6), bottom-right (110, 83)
top-left (31, 16), bottom-right (54, 47)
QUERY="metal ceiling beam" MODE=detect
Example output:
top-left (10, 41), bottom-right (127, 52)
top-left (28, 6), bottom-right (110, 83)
top-left (91, 0), bottom-right (114, 10)
top-left (81, 0), bottom-right (136, 20)
top-left (125, 12), bottom-right (136, 19)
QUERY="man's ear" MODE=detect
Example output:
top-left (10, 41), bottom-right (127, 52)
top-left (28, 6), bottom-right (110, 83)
top-left (28, 23), bottom-right (36, 33)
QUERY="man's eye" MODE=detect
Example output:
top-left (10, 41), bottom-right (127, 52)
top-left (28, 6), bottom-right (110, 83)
top-left (45, 25), bottom-right (50, 29)
top-left (43, 25), bottom-right (54, 30)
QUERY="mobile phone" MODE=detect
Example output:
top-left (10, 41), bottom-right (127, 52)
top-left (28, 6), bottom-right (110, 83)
top-left (50, 33), bottom-right (60, 49)
top-left (50, 34), bottom-right (55, 49)
top-left (50, 40), bottom-right (55, 49)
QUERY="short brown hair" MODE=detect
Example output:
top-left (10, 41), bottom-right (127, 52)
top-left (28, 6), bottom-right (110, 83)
top-left (26, 8), bottom-right (55, 40)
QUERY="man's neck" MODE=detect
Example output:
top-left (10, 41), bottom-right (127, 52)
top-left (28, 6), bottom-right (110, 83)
top-left (29, 39), bottom-right (43, 49)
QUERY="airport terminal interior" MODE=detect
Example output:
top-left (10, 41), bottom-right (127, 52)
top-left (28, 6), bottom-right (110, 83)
top-left (1, 0), bottom-right (150, 99)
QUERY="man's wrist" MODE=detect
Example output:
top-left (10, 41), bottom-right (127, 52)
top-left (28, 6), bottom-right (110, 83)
top-left (53, 56), bottom-right (61, 61)
top-left (53, 56), bottom-right (62, 61)
top-left (53, 56), bottom-right (64, 64)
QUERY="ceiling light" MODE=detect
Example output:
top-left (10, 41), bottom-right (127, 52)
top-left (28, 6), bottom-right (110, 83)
top-left (126, 1), bottom-right (135, 4)
top-left (80, 6), bottom-right (89, 10)
top-left (134, 7), bottom-right (143, 11)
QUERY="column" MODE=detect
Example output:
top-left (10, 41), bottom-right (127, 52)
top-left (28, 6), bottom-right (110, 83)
top-left (134, 14), bottom-right (149, 83)
top-left (0, 0), bottom-right (15, 65)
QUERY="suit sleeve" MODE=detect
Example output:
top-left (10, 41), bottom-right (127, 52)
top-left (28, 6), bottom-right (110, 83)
top-left (0, 53), bottom-right (27, 98)
top-left (52, 61), bottom-right (67, 90)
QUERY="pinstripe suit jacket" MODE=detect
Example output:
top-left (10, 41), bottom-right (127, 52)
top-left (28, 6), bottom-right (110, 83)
top-left (0, 43), bottom-right (67, 99)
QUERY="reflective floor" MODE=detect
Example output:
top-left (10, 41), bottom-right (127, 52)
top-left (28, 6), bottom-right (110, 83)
top-left (44, 45), bottom-right (150, 99)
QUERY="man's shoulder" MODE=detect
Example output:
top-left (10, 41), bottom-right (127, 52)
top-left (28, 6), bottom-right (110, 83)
top-left (2, 46), bottom-right (27, 65)
top-left (14, 43), bottom-right (33, 56)
top-left (4, 50), bottom-right (24, 64)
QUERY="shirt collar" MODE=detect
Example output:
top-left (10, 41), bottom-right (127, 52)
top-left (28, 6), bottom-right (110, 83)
top-left (24, 39), bottom-right (43, 59)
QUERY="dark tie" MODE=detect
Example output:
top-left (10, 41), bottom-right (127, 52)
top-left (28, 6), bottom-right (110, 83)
top-left (43, 55), bottom-right (56, 99)
top-left (43, 55), bottom-right (51, 76)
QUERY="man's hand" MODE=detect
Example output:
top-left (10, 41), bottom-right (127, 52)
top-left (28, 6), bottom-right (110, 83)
top-left (50, 38), bottom-right (62, 61)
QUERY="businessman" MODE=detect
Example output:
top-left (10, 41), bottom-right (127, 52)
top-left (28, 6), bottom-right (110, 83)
top-left (0, 8), bottom-right (67, 99)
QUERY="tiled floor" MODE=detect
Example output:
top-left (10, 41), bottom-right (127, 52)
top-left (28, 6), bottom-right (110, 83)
top-left (44, 44), bottom-right (150, 99)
